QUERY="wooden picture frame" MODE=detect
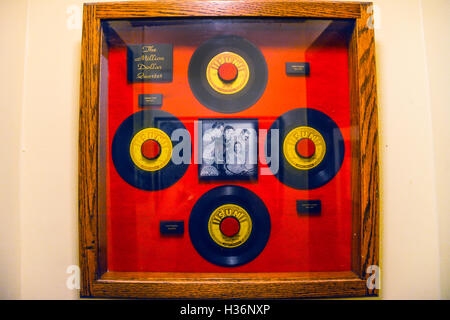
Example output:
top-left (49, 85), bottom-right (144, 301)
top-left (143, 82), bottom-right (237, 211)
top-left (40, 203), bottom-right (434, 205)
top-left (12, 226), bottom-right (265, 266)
top-left (79, 0), bottom-right (379, 299)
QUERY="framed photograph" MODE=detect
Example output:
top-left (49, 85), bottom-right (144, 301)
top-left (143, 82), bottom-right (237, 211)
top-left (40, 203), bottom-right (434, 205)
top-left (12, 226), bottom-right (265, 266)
top-left (198, 119), bottom-right (258, 181)
top-left (79, 0), bottom-right (379, 299)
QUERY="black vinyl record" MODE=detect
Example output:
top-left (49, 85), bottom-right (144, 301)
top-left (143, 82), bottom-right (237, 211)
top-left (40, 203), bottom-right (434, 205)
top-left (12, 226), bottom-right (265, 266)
top-left (266, 108), bottom-right (345, 190)
top-left (189, 186), bottom-right (271, 267)
top-left (111, 109), bottom-right (190, 191)
top-left (188, 35), bottom-right (268, 113)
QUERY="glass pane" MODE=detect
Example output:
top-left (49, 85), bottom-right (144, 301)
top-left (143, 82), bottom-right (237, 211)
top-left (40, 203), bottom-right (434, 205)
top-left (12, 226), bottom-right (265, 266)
top-left (99, 18), bottom-right (355, 273)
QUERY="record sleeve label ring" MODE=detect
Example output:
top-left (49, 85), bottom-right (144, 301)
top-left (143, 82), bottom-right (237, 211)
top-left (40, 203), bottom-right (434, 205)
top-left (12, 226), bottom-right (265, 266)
top-left (206, 52), bottom-right (250, 95)
top-left (283, 126), bottom-right (326, 170)
top-left (208, 204), bottom-right (252, 248)
top-left (130, 128), bottom-right (173, 172)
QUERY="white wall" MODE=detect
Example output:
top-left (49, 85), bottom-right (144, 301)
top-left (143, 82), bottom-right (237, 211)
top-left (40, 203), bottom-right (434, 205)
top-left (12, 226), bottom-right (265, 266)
top-left (421, 0), bottom-right (450, 300)
top-left (375, 0), bottom-right (442, 299)
top-left (0, 0), bottom-right (28, 299)
top-left (18, 0), bottom-right (82, 300)
top-left (0, 0), bottom-right (447, 299)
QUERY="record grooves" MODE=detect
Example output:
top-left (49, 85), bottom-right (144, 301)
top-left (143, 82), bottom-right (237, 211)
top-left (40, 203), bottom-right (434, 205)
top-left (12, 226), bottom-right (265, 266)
top-left (188, 35), bottom-right (268, 114)
top-left (266, 108), bottom-right (345, 190)
top-left (189, 185), bottom-right (271, 267)
top-left (111, 109), bottom-right (190, 191)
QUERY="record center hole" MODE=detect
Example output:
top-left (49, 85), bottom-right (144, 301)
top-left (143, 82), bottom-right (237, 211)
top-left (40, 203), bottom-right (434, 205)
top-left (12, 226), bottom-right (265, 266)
top-left (219, 217), bottom-right (240, 237)
top-left (296, 138), bottom-right (316, 159)
top-left (218, 63), bottom-right (238, 82)
top-left (141, 139), bottom-right (161, 160)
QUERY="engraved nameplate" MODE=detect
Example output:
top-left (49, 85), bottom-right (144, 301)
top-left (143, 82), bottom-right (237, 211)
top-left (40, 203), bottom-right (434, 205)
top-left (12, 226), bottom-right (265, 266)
top-left (160, 221), bottom-right (184, 235)
top-left (297, 200), bottom-right (321, 215)
top-left (138, 94), bottom-right (163, 108)
top-left (127, 44), bottom-right (173, 83)
top-left (286, 62), bottom-right (310, 76)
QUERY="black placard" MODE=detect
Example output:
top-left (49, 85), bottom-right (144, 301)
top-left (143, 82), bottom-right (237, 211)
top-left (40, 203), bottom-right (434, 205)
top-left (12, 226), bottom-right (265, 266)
top-left (297, 200), bottom-right (321, 215)
top-left (286, 62), bottom-right (310, 76)
top-left (128, 44), bottom-right (173, 82)
top-left (138, 94), bottom-right (163, 108)
top-left (160, 221), bottom-right (184, 235)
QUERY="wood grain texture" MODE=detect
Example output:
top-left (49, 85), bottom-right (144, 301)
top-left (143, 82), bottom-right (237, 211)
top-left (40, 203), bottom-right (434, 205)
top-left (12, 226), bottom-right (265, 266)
top-left (355, 3), bottom-right (380, 295)
top-left (78, 0), bottom-right (380, 299)
top-left (92, 282), bottom-right (367, 299)
top-left (78, 4), bottom-right (100, 297)
top-left (100, 271), bottom-right (360, 281)
top-left (94, 271), bottom-right (367, 299)
top-left (95, 0), bottom-right (362, 19)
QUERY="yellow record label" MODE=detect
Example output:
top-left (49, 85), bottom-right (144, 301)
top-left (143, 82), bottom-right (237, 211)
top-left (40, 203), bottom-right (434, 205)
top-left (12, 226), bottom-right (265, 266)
top-left (206, 52), bottom-right (250, 95)
top-left (129, 128), bottom-right (172, 172)
top-left (283, 126), bottom-right (326, 170)
top-left (208, 204), bottom-right (252, 248)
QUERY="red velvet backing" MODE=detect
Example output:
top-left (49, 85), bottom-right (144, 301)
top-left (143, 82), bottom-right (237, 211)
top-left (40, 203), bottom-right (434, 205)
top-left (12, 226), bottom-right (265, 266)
top-left (105, 22), bottom-right (352, 272)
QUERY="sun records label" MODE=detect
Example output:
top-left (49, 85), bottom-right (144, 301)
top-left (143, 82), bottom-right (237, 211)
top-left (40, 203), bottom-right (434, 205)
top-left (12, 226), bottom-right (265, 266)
top-left (127, 44), bottom-right (173, 82)
top-left (208, 204), bottom-right (252, 248)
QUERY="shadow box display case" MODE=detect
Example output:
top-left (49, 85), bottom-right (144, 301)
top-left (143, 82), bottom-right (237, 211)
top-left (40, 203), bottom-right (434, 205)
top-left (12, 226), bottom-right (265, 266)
top-left (78, 0), bottom-right (380, 299)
